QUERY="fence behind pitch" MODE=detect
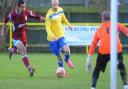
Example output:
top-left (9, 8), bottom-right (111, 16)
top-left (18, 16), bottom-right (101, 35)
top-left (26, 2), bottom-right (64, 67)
top-left (1, 23), bottom-right (128, 53)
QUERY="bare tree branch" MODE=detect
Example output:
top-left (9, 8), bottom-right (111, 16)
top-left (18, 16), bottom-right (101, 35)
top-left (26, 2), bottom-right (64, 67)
top-left (91, 0), bottom-right (110, 15)
top-left (0, 0), bottom-right (17, 52)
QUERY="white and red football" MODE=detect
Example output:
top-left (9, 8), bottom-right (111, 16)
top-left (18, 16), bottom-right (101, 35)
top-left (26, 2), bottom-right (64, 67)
top-left (56, 67), bottom-right (66, 78)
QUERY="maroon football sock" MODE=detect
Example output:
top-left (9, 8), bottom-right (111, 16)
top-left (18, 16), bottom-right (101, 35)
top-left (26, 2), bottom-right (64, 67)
top-left (22, 56), bottom-right (30, 71)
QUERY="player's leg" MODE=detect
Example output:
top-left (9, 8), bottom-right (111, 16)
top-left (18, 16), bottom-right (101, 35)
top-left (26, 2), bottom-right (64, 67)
top-left (49, 40), bottom-right (64, 68)
top-left (59, 37), bottom-right (74, 69)
top-left (117, 53), bottom-right (128, 88)
top-left (91, 54), bottom-right (109, 89)
top-left (49, 40), bottom-right (67, 76)
top-left (57, 53), bottom-right (64, 68)
top-left (49, 40), bottom-right (67, 77)
top-left (56, 54), bottom-right (67, 77)
top-left (63, 45), bottom-right (74, 69)
top-left (8, 39), bottom-right (22, 59)
top-left (91, 66), bottom-right (100, 88)
top-left (13, 39), bottom-right (35, 77)
top-left (8, 47), bottom-right (22, 59)
top-left (8, 47), bottom-right (19, 59)
top-left (8, 47), bottom-right (19, 54)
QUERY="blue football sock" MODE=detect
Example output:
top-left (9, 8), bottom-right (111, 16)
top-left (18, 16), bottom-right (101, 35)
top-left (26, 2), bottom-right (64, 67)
top-left (64, 54), bottom-right (70, 62)
top-left (58, 60), bottom-right (63, 67)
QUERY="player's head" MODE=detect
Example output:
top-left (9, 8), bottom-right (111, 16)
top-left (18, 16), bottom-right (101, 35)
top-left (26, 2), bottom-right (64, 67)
top-left (51, 0), bottom-right (59, 12)
top-left (17, 0), bottom-right (26, 14)
top-left (102, 11), bottom-right (110, 22)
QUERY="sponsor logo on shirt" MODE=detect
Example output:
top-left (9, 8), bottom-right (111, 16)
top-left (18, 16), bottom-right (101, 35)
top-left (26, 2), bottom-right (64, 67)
top-left (17, 23), bottom-right (26, 28)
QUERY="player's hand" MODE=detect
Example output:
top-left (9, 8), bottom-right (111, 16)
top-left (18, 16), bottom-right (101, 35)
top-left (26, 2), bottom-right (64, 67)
top-left (86, 55), bottom-right (92, 72)
top-left (127, 33), bottom-right (128, 37)
top-left (1, 26), bottom-right (5, 37)
top-left (40, 16), bottom-right (45, 21)
top-left (68, 26), bottom-right (73, 30)
top-left (52, 36), bottom-right (57, 41)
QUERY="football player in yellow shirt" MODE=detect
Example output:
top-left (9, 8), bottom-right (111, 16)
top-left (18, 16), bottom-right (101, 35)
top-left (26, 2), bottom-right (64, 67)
top-left (45, 0), bottom-right (74, 77)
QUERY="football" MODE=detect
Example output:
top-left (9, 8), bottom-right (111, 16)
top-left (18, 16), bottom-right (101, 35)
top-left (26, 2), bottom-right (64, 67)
top-left (56, 67), bottom-right (66, 78)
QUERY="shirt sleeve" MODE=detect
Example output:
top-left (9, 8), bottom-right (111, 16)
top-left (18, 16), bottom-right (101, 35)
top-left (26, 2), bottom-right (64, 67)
top-left (118, 23), bottom-right (128, 36)
top-left (88, 30), bottom-right (99, 56)
top-left (62, 13), bottom-right (70, 26)
top-left (28, 10), bottom-right (41, 21)
top-left (45, 14), bottom-right (55, 38)
top-left (4, 14), bottom-right (10, 26)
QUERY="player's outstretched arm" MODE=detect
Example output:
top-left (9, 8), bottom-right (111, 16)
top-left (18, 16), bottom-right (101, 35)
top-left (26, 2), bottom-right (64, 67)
top-left (118, 23), bottom-right (128, 36)
top-left (85, 30), bottom-right (99, 72)
top-left (29, 10), bottom-right (45, 21)
top-left (62, 13), bottom-right (70, 26)
top-left (1, 26), bottom-right (5, 37)
top-left (62, 13), bottom-right (73, 30)
top-left (40, 16), bottom-right (45, 21)
top-left (1, 14), bottom-right (10, 37)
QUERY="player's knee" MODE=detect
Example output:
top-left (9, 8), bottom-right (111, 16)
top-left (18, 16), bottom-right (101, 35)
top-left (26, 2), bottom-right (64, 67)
top-left (93, 67), bottom-right (101, 78)
top-left (21, 50), bottom-right (27, 56)
top-left (20, 47), bottom-right (26, 54)
top-left (64, 48), bottom-right (70, 53)
top-left (22, 51), bottom-right (27, 56)
top-left (63, 45), bottom-right (70, 53)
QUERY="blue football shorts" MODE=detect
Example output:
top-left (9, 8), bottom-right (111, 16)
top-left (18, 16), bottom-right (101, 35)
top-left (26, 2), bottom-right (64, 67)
top-left (48, 37), bottom-right (68, 56)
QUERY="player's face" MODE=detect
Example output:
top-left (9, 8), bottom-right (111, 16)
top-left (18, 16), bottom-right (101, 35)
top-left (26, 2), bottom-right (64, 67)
top-left (19, 4), bottom-right (26, 14)
top-left (52, 0), bottom-right (59, 11)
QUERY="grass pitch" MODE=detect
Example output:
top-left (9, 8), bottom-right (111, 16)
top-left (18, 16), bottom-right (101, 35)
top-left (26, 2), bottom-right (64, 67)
top-left (0, 53), bottom-right (127, 89)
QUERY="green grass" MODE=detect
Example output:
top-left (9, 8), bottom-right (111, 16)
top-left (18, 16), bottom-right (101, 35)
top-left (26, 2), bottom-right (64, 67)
top-left (0, 53), bottom-right (127, 89)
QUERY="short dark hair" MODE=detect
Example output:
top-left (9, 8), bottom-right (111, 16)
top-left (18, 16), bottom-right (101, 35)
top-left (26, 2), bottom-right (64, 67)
top-left (102, 11), bottom-right (110, 21)
top-left (18, 0), bottom-right (25, 7)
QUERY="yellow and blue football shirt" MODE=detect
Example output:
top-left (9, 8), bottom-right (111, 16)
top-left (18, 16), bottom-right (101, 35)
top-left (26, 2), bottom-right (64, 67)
top-left (45, 7), bottom-right (71, 41)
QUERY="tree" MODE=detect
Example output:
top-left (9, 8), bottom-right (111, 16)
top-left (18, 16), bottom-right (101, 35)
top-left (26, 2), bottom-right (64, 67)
top-left (0, 0), bottom-right (17, 52)
top-left (91, 0), bottom-right (109, 15)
